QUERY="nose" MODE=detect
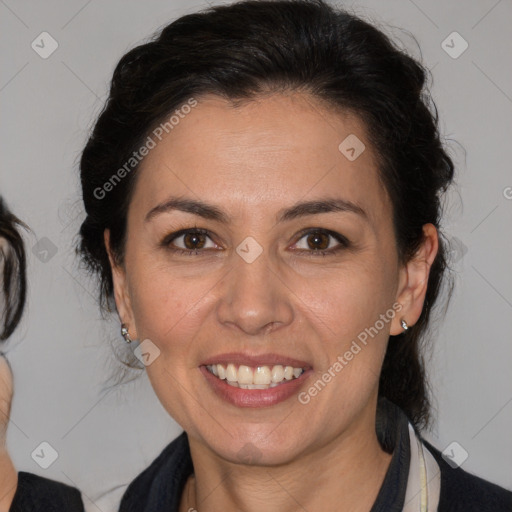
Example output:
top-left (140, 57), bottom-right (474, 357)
top-left (215, 246), bottom-right (294, 336)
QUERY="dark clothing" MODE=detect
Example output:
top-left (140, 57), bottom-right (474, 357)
top-left (119, 399), bottom-right (512, 511)
top-left (425, 444), bottom-right (512, 512)
top-left (9, 472), bottom-right (84, 512)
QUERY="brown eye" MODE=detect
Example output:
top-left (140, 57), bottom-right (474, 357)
top-left (183, 231), bottom-right (207, 250)
top-left (305, 232), bottom-right (330, 250)
top-left (293, 229), bottom-right (350, 256)
top-left (163, 228), bottom-right (217, 254)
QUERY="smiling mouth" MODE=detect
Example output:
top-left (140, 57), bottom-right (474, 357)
top-left (205, 363), bottom-right (305, 389)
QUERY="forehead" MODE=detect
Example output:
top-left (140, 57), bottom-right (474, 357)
top-left (131, 92), bottom-right (390, 225)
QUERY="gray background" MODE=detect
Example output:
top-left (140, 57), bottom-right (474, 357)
top-left (1, 0), bottom-right (511, 508)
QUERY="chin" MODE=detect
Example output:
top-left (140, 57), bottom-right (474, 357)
top-left (195, 423), bottom-right (310, 467)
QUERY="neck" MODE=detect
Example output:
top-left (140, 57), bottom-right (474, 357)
top-left (182, 403), bottom-right (392, 512)
top-left (0, 447), bottom-right (17, 512)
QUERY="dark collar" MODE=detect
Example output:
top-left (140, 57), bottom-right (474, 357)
top-left (370, 398), bottom-right (411, 511)
top-left (119, 398), bottom-right (411, 512)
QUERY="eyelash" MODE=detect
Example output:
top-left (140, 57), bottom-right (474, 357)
top-left (161, 227), bottom-right (350, 257)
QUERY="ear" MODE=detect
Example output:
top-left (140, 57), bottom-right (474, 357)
top-left (104, 229), bottom-right (138, 339)
top-left (390, 223), bottom-right (439, 335)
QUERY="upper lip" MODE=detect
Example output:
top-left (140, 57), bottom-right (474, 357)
top-left (201, 352), bottom-right (311, 369)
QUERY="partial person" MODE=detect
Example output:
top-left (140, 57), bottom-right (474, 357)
top-left (0, 197), bottom-right (84, 511)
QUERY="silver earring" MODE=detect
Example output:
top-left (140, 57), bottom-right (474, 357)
top-left (121, 323), bottom-right (132, 343)
top-left (400, 319), bottom-right (409, 331)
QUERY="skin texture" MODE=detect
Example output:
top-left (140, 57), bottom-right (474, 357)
top-left (107, 92), bottom-right (438, 512)
top-left (0, 355), bottom-right (17, 512)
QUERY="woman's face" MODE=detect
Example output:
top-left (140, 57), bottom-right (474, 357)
top-left (109, 92), bottom-right (433, 465)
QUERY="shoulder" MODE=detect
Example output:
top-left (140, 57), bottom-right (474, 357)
top-left (119, 432), bottom-right (193, 512)
top-left (424, 441), bottom-right (512, 512)
top-left (10, 472), bottom-right (84, 512)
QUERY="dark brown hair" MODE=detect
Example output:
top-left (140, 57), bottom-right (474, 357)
top-left (0, 197), bottom-right (27, 341)
top-left (77, 0), bottom-right (454, 429)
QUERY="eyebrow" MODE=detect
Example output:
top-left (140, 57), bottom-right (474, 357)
top-left (145, 196), bottom-right (367, 224)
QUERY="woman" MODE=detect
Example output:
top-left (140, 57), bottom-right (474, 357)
top-left (77, 0), bottom-right (512, 510)
top-left (0, 197), bottom-right (84, 511)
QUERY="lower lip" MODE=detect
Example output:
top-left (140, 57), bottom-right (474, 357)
top-left (200, 366), bottom-right (311, 408)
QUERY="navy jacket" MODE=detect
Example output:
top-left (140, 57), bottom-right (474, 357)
top-left (9, 472), bottom-right (84, 512)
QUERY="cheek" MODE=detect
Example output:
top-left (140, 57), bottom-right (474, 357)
top-left (126, 263), bottom-right (220, 427)
top-left (296, 274), bottom-right (394, 420)
top-left (296, 259), bottom-right (397, 341)
top-left (127, 260), bottom-right (217, 357)
top-left (292, 259), bottom-right (396, 394)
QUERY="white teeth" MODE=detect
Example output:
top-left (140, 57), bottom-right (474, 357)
top-left (271, 365), bottom-right (284, 383)
top-left (206, 363), bottom-right (305, 388)
top-left (226, 363), bottom-right (237, 382)
top-left (237, 365), bottom-right (253, 384)
top-left (254, 366), bottom-right (272, 385)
